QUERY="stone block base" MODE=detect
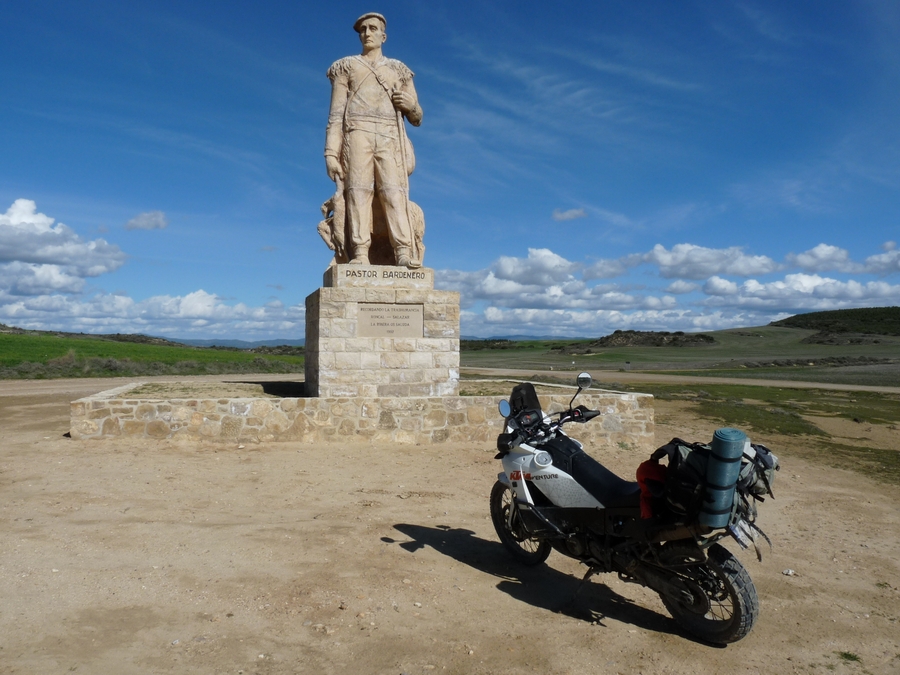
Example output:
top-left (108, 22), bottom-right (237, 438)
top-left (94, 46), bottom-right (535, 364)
top-left (70, 384), bottom-right (655, 452)
top-left (305, 265), bottom-right (460, 398)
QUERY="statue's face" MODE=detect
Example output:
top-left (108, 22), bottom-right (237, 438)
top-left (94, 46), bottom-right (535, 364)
top-left (358, 18), bottom-right (386, 51)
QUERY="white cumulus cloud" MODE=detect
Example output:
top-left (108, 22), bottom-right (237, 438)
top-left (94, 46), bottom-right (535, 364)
top-left (438, 248), bottom-right (679, 316)
top-left (584, 244), bottom-right (780, 281)
top-left (0, 261), bottom-right (88, 295)
top-left (0, 289), bottom-right (305, 338)
top-left (493, 248), bottom-right (580, 286)
top-left (665, 280), bottom-right (699, 294)
top-left (787, 243), bottom-right (860, 273)
top-left (863, 241), bottom-right (900, 275)
top-left (445, 240), bottom-right (900, 337)
top-left (475, 306), bottom-right (779, 338)
top-left (703, 276), bottom-right (740, 296)
top-left (583, 254), bottom-right (642, 280)
top-left (0, 199), bottom-right (127, 296)
top-left (644, 243), bottom-right (780, 279)
top-left (0, 201), bottom-right (305, 339)
top-left (700, 273), bottom-right (900, 311)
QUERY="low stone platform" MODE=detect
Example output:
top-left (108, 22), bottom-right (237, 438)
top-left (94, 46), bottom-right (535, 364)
top-left (70, 382), bottom-right (654, 451)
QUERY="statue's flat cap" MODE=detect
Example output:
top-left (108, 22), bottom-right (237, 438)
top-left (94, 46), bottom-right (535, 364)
top-left (354, 12), bottom-right (386, 32)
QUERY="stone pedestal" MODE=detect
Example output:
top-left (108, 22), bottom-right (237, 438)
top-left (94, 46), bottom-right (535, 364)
top-left (305, 265), bottom-right (460, 398)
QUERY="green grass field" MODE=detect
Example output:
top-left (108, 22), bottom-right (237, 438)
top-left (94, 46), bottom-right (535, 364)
top-left (0, 333), bottom-right (303, 379)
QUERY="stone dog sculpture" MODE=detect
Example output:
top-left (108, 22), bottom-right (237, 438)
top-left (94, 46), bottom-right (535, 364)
top-left (317, 187), bottom-right (425, 267)
top-left (319, 12), bottom-right (425, 269)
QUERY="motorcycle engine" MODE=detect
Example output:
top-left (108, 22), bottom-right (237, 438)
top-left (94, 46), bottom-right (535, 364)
top-left (565, 538), bottom-right (585, 557)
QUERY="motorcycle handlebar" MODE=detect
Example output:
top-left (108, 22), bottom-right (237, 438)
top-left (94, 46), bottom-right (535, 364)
top-left (496, 406), bottom-right (602, 451)
top-left (565, 405), bottom-right (601, 423)
top-left (496, 431), bottom-right (523, 452)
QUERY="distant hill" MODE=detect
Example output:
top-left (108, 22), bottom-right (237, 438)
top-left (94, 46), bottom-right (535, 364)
top-left (592, 330), bottom-right (715, 348)
top-left (0, 324), bottom-right (188, 347)
top-left (770, 307), bottom-right (900, 336)
top-left (541, 330), bottom-right (715, 355)
top-left (460, 339), bottom-right (524, 351)
top-left (172, 338), bottom-right (305, 349)
top-left (0, 324), bottom-right (304, 350)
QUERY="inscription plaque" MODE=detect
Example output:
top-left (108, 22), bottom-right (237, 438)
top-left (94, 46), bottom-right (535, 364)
top-left (358, 303), bottom-right (424, 338)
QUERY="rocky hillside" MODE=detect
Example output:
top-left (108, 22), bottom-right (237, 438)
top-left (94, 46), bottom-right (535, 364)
top-left (551, 330), bottom-right (715, 354)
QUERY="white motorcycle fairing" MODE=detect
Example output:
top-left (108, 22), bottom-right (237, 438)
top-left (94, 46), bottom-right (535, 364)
top-left (500, 444), bottom-right (604, 509)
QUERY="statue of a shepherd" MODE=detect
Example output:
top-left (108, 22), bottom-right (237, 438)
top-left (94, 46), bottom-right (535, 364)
top-left (321, 12), bottom-right (425, 269)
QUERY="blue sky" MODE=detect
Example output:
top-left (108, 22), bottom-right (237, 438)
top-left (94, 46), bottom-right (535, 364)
top-left (2, 0), bottom-right (899, 339)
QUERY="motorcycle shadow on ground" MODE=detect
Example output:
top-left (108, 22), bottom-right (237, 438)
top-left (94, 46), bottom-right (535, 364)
top-left (385, 523), bottom-right (712, 644)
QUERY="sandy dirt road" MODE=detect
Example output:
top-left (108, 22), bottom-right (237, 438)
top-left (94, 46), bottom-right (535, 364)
top-left (1, 376), bottom-right (898, 674)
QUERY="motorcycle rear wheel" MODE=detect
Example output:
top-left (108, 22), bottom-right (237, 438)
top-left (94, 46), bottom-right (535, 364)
top-left (489, 481), bottom-right (551, 566)
top-left (658, 542), bottom-right (759, 644)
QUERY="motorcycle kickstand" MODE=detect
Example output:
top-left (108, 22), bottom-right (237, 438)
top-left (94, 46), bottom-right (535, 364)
top-left (558, 567), bottom-right (598, 612)
top-left (575, 567), bottom-right (598, 597)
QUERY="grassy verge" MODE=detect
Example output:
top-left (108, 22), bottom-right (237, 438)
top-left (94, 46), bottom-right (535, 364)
top-left (808, 441), bottom-right (900, 486)
top-left (613, 382), bottom-right (900, 485)
top-left (595, 381), bottom-right (900, 430)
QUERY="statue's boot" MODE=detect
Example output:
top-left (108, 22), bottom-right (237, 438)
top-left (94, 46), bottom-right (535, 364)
top-left (349, 248), bottom-right (369, 264)
top-left (396, 248), bottom-right (421, 269)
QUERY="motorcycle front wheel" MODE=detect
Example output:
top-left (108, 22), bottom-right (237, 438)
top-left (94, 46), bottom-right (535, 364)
top-left (657, 542), bottom-right (759, 644)
top-left (489, 480), bottom-right (551, 566)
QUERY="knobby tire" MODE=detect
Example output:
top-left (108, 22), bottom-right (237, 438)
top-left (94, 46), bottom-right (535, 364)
top-left (489, 480), bottom-right (551, 566)
top-left (658, 542), bottom-right (759, 644)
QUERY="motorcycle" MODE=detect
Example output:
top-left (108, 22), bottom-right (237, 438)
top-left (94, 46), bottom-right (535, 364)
top-left (489, 373), bottom-right (778, 644)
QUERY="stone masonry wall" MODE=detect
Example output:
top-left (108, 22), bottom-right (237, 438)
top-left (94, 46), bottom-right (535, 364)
top-left (305, 285), bottom-right (460, 398)
top-left (70, 384), bottom-right (655, 452)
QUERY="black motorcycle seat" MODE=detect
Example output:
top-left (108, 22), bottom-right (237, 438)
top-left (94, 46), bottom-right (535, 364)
top-left (569, 451), bottom-right (641, 509)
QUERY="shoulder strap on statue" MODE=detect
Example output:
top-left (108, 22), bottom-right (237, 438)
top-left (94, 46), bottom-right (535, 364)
top-left (353, 55), bottom-right (394, 94)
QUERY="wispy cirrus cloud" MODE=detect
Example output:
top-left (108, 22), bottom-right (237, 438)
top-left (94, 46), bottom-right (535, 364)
top-left (552, 208), bottom-right (587, 222)
top-left (548, 47), bottom-right (703, 92)
top-left (125, 210), bottom-right (169, 230)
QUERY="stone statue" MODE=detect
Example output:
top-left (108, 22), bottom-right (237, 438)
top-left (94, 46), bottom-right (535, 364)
top-left (320, 12), bottom-right (425, 269)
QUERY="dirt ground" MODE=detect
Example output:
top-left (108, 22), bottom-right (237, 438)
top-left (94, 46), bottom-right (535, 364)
top-left (1, 375), bottom-right (898, 675)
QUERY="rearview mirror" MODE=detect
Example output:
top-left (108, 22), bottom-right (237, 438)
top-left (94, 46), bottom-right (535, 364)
top-left (498, 399), bottom-right (511, 418)
top-left (576, 372), bottom-right (592, 390)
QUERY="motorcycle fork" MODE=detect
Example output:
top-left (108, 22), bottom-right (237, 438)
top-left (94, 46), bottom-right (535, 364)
top-left (511, 496), bottom-right (568, 540)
